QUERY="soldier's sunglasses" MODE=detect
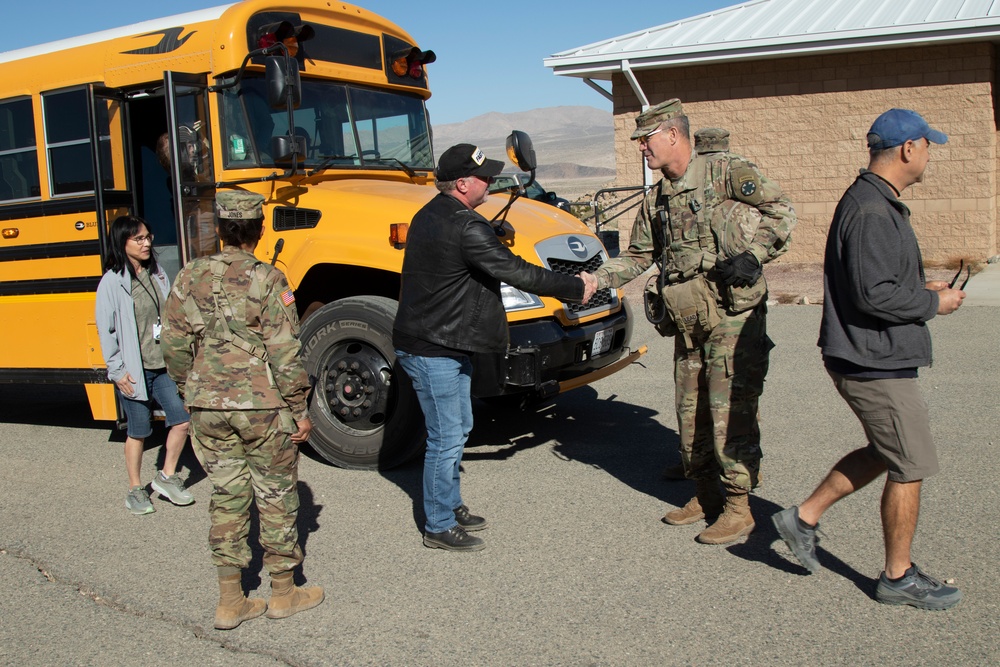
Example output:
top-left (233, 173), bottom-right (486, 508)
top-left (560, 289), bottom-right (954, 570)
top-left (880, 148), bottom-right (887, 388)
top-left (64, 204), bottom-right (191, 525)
top-left (949, 259), bottom-right (971, 290)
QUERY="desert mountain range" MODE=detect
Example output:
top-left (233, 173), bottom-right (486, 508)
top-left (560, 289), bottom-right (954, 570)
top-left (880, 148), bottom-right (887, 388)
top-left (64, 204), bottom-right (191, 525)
top-left (432, 106), bottom-right (616, 201)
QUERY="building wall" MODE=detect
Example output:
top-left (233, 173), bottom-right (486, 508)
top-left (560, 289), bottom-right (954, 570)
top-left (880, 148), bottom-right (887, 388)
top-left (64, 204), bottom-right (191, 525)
top-left (610, 42), bottom-right (998, 264)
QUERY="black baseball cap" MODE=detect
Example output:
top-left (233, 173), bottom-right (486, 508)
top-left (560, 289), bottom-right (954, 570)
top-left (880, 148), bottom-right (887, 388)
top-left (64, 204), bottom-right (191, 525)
top-left (435, 144), bottom-right (504, 181)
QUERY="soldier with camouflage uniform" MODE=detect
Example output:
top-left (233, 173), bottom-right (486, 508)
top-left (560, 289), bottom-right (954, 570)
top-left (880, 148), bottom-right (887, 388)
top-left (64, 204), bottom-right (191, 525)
top-left (594, 99), bottom-right (796, 544)
top-left (162, 191), bottom-right (323, 629)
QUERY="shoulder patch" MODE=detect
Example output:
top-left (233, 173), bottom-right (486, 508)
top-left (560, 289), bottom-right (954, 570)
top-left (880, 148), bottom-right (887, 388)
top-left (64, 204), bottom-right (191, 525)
top-left (729, 165), bottom-right (765, 206)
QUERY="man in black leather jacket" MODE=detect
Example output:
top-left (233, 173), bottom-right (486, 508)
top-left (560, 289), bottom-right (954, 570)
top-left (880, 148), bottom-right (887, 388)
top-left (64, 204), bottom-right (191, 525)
top-left (393, 143), bottom-right (597, 551)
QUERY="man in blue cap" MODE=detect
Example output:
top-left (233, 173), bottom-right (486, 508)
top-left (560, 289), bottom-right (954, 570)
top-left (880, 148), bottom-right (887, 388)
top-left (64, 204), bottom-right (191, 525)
top-left (771, 109), bottom-right (965, 610)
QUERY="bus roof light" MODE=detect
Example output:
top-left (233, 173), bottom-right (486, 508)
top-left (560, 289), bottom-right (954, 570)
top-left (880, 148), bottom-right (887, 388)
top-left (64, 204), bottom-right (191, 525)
top-left (258, 21), bottom-right (314, 58)
top-left (391, 47), bottom-right (436, 80)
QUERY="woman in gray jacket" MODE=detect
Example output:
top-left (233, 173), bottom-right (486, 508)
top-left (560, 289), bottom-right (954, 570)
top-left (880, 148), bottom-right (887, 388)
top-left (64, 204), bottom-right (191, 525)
top-left (96, 216), bottom-right (193, 515)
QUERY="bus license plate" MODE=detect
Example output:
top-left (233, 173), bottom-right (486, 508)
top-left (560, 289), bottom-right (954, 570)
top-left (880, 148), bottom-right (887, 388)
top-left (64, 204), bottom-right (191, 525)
top-left (591, 327), bottom-right (613, 357)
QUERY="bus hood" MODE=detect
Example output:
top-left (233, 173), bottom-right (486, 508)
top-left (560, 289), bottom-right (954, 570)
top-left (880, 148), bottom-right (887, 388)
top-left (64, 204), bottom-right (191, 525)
top-left (290, 178), bottom-right (594, 244)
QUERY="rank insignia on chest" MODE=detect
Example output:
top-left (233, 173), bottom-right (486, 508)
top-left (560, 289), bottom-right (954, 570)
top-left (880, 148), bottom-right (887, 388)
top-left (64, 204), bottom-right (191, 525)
top-left (740, 178), bottom-right (757, 197)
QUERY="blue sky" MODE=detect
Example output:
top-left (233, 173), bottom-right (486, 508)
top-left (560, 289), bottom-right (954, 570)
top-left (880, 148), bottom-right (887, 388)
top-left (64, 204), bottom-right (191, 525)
top-left (5, 0), bottom-right (737, 124)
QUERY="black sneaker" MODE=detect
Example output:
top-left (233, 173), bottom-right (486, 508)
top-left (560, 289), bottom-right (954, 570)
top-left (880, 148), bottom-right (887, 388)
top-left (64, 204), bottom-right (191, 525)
top-left (423, 525), bottom-right (485, 552)
top-left (771, 506), bottom-right (820, 574)
top-left (454, 504), bottom-right (488, 532)
top-left (876, 563), bottom-right (962, 611)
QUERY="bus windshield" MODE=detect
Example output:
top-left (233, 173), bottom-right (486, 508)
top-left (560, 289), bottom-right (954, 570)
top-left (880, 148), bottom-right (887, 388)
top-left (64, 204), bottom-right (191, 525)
top-left (221, 75), bottom-right (433, 171)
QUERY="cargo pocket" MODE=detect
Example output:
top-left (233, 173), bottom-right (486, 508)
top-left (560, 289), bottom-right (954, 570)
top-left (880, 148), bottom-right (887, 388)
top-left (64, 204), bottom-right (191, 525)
top-left (278, 408), bottom-right (298, 435)
top-left (859, 409), bottom-right (906, 472)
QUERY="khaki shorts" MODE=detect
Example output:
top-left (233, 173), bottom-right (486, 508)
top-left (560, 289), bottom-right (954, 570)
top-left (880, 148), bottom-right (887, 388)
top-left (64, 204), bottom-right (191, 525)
top-left (828, 371), bottom-right (939, 483)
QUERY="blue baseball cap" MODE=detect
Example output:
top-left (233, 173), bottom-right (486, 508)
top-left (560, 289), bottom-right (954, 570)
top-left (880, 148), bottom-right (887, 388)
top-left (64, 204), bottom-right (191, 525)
top-left (867, 109), bottom-right (948, 150)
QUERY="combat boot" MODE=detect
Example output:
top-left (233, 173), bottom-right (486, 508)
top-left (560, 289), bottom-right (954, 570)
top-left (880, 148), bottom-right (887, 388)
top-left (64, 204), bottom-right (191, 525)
top-left (662, 479), bottom-right (723, 525)
top-left (215, 572), bottom-right (266, 630)
top-left (266, 571), bottom-right (325, 619)
top-left (696, 492), bottom-right (755, 544)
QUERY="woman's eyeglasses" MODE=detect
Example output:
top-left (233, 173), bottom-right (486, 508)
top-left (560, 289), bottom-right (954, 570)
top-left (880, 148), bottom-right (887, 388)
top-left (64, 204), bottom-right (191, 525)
top-left (129, 234), bottom-right (154, 245)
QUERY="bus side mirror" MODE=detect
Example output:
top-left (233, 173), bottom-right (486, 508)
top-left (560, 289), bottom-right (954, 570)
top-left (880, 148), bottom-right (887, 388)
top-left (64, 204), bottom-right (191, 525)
top-left (506, 130), bottom-right (536, 172)
top-left (266, 56), bottom-right (301, 109)
top-left (271, 135), bottom-right (308, 166)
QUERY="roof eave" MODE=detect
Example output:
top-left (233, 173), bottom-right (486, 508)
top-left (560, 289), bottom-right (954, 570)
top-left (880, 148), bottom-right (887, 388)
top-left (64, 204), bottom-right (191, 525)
top-left (545, 24), bottom-right (1000, 81)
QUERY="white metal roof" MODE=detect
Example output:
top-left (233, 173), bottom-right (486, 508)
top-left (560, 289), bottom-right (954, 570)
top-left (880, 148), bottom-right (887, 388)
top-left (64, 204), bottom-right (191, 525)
top-left (0, 5), bottom-right (233, 65)
top-left (545, 0), bottom-right (1000, 80)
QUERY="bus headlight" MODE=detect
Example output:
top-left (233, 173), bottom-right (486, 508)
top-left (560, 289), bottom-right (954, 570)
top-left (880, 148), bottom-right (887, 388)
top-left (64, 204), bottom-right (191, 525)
top-left (500, 283), bottom-right (543, 312)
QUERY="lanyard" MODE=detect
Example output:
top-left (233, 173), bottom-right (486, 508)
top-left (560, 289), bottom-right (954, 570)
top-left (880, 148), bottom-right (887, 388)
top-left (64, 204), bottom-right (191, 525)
top-left (134, 269), bottom-right (161, 325)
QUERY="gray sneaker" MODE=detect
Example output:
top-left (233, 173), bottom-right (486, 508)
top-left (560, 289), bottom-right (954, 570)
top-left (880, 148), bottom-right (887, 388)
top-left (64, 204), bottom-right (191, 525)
top-left (772, 506), bottom-right (820, 573)
top-left (151, 472), bottom-right (195, 506)
top-left (125, 486), bottom-right (155, 515)
top-left (876, 563), bottom-right (962, 611)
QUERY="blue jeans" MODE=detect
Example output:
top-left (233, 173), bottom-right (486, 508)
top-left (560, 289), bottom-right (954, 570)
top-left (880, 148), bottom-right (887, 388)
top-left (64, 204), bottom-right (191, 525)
top-left (395, 351), bottom-right (474, 533)
top-left (118, 368), bottom-right (190, 439)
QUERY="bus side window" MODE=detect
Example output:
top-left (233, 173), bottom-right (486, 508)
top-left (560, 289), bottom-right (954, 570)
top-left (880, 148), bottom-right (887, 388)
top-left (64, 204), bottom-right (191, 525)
top-left (42, 88), bottom-right (103, 196)
top-left (0, 98), bottom-right (41, 202)
top-left (222, 88), bottom-right (255, 167)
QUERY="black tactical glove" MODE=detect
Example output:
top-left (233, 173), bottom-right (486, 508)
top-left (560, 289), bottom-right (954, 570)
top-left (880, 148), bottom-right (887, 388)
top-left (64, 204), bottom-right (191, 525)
top-left (715, 251), bottom-right (762, 288)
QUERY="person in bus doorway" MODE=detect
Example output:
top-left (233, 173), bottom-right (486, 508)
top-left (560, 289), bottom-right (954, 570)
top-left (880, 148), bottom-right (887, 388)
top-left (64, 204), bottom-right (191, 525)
top-left (393, 144), bottom-right (598, 552)
top-left (161, 191), bottom-right (322, 630)
top-left (156, 129), bottom-right (219, 258)
top-left (95, 215), bottom-right (193, 516)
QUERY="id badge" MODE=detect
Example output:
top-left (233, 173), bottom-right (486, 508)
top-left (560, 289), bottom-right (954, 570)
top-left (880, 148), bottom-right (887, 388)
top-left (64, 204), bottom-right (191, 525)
top-left (152, 322), bottom-right (163, 341)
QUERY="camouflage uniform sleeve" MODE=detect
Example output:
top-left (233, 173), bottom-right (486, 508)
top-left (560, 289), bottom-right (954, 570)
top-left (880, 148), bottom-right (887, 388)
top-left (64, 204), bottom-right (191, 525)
top-left (257, 266), bottom-right (311, 421)
top-left (592, 191), bottom-right (658, 290)
top-left (726, 157), bottom-right (797, 264)
top-left (161, 269), bottom-right (195, 398)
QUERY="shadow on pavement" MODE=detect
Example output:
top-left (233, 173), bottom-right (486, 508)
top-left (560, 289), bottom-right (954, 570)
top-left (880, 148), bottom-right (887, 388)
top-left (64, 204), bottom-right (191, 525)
top-left (152, 436), bottom-right (207, 489)
top-left (375, 385), bottom-right (680, 533)
top-left (728, 500), bottom-right (876, 598)
top-left (0, 383), bottom-right (105, 429)
top-left (239, 480), bottom-right (324, 591)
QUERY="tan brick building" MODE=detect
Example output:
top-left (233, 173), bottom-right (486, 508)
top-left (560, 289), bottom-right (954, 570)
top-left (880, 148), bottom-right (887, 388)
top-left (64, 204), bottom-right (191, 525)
top-left (546, 1), bottom-right (1000, 264)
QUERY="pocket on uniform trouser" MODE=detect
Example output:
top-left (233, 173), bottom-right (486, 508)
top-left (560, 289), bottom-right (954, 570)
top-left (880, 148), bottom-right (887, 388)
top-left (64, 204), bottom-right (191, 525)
top-left (278, 408), bottom-right (298, 435)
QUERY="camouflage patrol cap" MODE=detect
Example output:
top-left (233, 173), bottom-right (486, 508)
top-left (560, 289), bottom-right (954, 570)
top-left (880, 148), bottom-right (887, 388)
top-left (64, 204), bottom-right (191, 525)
top-left (631, 99), bottom-right (685, 140)
top-left (694, 128), bottom-right (730, 154)
top-left (216, 191), bottom-right (265, 220)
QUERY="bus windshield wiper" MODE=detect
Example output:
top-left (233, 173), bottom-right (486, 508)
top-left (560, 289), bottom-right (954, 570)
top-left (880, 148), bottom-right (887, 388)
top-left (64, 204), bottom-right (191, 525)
top-left (307, 154), bottom-right (358, 176)
top-left (368, 157), bottom-right (417, 178)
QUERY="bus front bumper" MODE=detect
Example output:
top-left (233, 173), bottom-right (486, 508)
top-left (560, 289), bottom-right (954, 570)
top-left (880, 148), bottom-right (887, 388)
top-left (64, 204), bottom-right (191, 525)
top-left (471, 299), bottom-right (646, 399)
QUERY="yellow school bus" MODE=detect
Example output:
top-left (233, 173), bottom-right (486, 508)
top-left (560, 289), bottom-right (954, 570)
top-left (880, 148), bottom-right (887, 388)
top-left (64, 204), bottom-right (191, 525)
top-left (0, 0), bottom-right (643, 469)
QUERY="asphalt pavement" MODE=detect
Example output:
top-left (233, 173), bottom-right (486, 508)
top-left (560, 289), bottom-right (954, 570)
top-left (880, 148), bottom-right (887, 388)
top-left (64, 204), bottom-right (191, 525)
top-left (0, 272), bottom-right (997, 666)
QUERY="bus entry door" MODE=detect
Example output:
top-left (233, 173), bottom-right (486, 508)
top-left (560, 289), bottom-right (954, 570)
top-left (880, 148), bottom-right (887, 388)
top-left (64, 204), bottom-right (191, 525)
top-left (164, 72), bottom-right (217, 265)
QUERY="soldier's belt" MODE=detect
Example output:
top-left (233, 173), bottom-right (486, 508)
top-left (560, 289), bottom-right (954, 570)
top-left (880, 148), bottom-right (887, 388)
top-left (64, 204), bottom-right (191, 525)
top-left (662, 251), bottom-right (720, 285)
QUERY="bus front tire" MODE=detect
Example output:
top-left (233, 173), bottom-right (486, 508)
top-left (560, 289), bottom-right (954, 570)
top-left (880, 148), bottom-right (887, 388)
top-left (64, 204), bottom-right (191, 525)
top-left (299, 296), bottom-right (424, 470)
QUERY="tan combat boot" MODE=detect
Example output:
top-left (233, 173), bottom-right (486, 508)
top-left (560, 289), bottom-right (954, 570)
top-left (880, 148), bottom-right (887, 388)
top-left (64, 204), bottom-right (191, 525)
top-left (266, 571), bottom-right (325, 619)
top-left (662, 480), bottom-right (724, 525)
top-left (696, 492), bottom-right (755, 544)
top-left (215, 572), bottom-right (267, 630)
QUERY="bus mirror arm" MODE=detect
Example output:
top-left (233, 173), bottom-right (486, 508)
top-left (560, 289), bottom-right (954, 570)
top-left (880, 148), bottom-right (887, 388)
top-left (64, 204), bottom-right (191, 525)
top-left (208, 44), bottom-right (287, 92)
top-left (487, 188), bottom-right (524, 236)
top-left (215, 173), bottom-right (281, 188)
top-left (271, 238), bottom-right (284, 266)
